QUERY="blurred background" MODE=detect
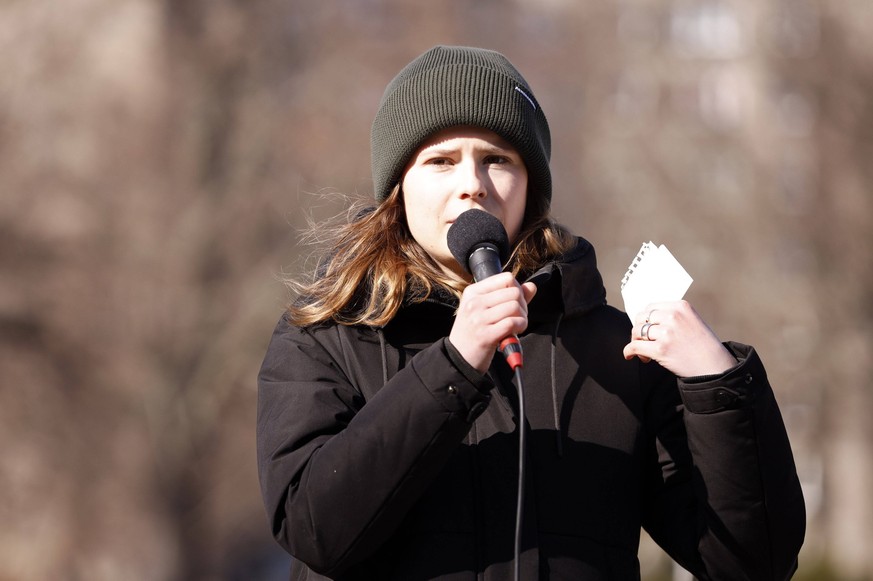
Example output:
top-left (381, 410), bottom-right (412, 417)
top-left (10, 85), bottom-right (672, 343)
top-left (1, 0), bottom-right (871, 579)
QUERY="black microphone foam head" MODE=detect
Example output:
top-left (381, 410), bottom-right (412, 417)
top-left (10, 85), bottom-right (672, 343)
top-left (447, 209), bottom-right (510, 273)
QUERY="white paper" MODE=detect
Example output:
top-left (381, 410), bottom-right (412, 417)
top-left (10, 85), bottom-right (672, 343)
top-left (620, 241), bottom-right (693, 322)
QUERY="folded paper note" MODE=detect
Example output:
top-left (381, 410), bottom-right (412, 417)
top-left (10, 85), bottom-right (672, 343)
top-left (620, 242), bottom-right (693, 322)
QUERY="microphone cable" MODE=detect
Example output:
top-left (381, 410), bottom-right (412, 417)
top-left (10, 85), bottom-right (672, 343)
top-left (512, 365), bottom-right (526, 581)
top-left (500, 337), bottom-right (525, 581)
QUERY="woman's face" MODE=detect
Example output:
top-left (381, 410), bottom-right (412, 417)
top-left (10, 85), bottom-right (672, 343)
top-left (401, 126), bottom-right (528, 279)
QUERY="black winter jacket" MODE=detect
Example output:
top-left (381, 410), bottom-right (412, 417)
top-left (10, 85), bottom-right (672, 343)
top-left (257, 238), bottom-right (805, 580)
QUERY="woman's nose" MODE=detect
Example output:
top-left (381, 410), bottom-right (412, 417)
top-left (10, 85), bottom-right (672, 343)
top-left (457, 162), bottom-right (487, 199)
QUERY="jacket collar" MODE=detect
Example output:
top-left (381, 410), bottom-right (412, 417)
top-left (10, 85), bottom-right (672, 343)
top-left (527, 236), bottom-right (607, 323)
top-left (391, 236), bottom-right (607, 327)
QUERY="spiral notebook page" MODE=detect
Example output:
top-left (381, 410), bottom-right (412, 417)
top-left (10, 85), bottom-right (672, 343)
top-left (620, 242), bottom-right (693, 322)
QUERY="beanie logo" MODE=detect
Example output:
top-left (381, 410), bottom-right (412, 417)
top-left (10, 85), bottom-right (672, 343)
top-left (515, 86), bottom-right (537, 111)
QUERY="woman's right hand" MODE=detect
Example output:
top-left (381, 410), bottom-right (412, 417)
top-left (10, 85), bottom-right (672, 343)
top-left (448, 272), bottom-right (537, 373)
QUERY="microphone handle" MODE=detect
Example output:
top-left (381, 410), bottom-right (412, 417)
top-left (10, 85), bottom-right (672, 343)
top-left (469, 244), bottom-right (503, 282)
top-left (500, 337), bottom-right (523, 370)
top-left (468, 245), bottom-right (523, 370)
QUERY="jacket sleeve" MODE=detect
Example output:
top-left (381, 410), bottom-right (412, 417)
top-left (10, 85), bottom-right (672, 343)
top-left (256, 314), bottom-right (492, 577)
top-left (642, 342), bottom-right (806, 581)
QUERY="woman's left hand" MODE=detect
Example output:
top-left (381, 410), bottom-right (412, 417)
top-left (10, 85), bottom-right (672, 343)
top-left (623, 300), bottom-right (737, 378)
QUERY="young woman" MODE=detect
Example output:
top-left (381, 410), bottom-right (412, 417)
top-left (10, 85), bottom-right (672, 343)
top-left (257, 45), bottom-right (805, 580)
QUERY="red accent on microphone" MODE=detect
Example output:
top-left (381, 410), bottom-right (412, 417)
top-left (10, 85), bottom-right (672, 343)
top-left (500, 336), bottom-right (523, 370)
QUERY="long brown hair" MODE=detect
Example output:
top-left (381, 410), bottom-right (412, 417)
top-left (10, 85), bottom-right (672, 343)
top-left (286, 185), bottom-right (575, 328)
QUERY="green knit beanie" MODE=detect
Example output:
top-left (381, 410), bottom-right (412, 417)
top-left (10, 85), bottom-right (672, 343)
top-left (371, 45), bottom-right (552, 204)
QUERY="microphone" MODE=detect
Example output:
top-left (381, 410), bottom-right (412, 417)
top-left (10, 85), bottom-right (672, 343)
top-left (447, 209), bottom-right (523, 370)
